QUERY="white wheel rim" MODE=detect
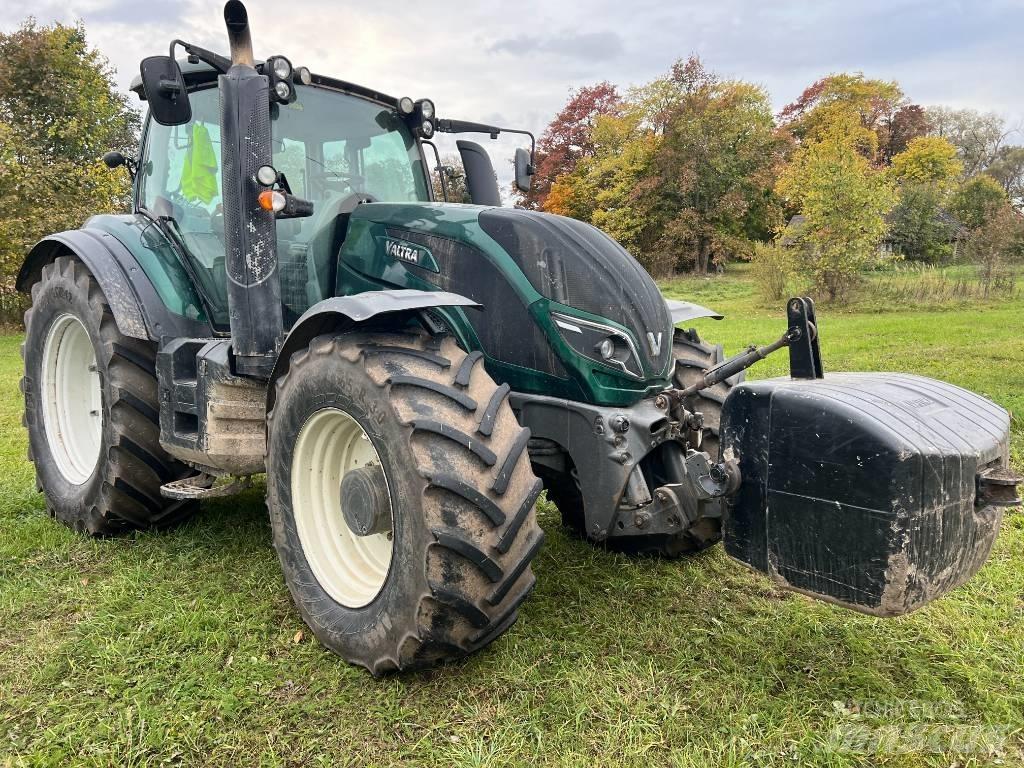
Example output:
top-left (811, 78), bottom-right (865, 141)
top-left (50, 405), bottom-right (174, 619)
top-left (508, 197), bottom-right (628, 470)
top-left (41, 314), bottom-right (103, 485)
top-left (291, 407), bottom-right (394, 608)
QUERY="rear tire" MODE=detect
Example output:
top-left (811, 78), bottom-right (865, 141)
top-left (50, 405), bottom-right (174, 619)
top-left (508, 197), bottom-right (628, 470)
top-left (266, 332), bottom-right (543, 674)
top-left (22, 255), bottom-right (197, 535)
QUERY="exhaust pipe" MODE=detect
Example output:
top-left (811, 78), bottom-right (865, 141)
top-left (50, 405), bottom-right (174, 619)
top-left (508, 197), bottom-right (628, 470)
top-left (218, 0), bottom-right (283, 377)
top-left (224, 0), bottom-right (254, 66)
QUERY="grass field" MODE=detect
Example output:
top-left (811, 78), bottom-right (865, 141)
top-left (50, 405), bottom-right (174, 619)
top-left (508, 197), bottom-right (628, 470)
top-left (1, 270), bottom-right (1022, 767)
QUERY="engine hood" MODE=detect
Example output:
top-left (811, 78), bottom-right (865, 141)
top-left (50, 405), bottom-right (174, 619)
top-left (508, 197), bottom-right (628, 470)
top-left (478, 208), bottom-right (674, 376)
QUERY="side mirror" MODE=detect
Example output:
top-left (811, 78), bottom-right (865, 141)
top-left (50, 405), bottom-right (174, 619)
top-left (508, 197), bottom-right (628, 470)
top-left (102, 151), bottom-right (126, 169)
top-left (102, 150), bottom-right (136, 181)
top-left (139, 56), bottom-right (192, 126)
top-left (514, 147), bottom-right (534, 194)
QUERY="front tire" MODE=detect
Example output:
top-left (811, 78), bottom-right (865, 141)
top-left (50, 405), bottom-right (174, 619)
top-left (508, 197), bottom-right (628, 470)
top-left (22, 255), bottom-right (197, 535)
top-left (266, 332), bottom-right (543, 674)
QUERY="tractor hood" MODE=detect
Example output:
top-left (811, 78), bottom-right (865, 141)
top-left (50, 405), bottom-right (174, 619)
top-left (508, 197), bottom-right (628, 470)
top-left (477, 208), bottom-right (675, 377)
top-left (338, 202), bottom-right (677, 404)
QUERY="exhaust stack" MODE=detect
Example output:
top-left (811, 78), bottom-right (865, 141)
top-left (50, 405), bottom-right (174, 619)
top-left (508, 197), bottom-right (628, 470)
top-left (219, 0), bottom-right (282, 377)
top-left (224, 0), bottom-right (255, 66)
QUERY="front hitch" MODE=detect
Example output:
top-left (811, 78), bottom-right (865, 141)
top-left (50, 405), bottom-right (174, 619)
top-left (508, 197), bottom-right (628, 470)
top-left (656, 296), bottom-right (823, 424)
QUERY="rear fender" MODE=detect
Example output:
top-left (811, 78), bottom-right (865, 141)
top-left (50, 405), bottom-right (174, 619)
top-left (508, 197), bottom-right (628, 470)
top-left (267, 289), bottom-right (480, 411)
top-left (17, 229), bottom-right (213, 341)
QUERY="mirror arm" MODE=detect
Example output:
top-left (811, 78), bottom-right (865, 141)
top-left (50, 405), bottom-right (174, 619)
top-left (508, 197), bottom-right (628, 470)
top-left (421, 140), bottom-right (448, 202)
top-left (436, 119), bottom-right (536, 167)
top-left (168, 39), bottom-right (232, 74)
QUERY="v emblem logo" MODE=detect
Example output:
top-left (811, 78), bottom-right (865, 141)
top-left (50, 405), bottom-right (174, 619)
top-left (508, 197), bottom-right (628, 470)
top-left (646, 331), bottom-right (663, 356)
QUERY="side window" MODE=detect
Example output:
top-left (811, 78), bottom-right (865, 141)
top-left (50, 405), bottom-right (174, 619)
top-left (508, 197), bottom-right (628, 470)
top-left (139, 87), bottom-right (229, 325)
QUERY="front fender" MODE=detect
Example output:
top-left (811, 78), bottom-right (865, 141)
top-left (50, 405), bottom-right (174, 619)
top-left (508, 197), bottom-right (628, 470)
top-left (268, 289), bottom-right (480, 411)
top-left (663, 298), bottom-right (723, 325)
top-left (18, 228), bottom-right (213, 341)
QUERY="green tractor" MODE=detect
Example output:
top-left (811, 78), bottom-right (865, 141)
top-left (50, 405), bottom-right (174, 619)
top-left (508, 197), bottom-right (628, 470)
top-left (17, 2), bottom-right (1020, 674)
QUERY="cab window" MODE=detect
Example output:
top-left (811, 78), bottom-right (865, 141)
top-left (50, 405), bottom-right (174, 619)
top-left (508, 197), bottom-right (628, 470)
top-left (138, 82), bottom-right (431, 327)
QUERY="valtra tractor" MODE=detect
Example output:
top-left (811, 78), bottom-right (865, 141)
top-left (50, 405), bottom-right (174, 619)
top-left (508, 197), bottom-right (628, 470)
top-left (17, 2), bottom-right (1020, 673)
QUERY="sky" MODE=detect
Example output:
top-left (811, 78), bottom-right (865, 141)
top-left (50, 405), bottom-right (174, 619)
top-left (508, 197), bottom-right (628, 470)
top-left (4, 0), bottom-right (1023, 193)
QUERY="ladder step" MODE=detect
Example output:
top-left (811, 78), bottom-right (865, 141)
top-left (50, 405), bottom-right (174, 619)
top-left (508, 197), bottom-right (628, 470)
top-left (160, 473), bottom-right (251, 500)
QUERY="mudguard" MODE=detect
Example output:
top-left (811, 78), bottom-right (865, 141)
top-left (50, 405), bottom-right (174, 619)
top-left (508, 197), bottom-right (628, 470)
top-left (268, 289), bottom-right (481, 409)
top-left (663, 298), bottom-right (723, 324)
top-left (17, 228), bottom-right (213, 341)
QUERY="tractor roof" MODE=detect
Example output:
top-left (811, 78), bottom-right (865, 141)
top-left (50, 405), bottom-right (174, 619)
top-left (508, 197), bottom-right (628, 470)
top-left (129, 58), bottom-right (400, 110)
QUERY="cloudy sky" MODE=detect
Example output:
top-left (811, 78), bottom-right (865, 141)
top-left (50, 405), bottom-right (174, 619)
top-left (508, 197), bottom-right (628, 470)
top-left (5, 0), bottom-right (1023, 190)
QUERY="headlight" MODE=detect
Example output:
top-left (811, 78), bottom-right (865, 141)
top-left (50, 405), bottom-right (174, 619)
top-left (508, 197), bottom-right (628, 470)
top-left (420, 119), bottom-right (434, 139)
top-left (270, 56), bottom-right (292, 81)
top-left (274, 81), bottom-right (292, 101)
top-left (419, 99), bottom-right (435, 120)
top-left (256, 165), bottom-right (278, 186)
top-left (552, 313), bottom-right (643, 379)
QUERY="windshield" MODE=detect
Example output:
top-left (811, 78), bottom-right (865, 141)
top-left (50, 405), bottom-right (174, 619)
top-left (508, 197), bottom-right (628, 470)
top-left (138, 83), bottom-right (430, 328)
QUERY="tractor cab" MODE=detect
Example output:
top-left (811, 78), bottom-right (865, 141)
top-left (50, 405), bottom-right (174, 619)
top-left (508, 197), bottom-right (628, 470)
top-left (130, 61), bottom-right (432, 327)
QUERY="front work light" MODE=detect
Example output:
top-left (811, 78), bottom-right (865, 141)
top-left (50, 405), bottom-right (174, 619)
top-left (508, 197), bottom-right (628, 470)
top-left (295, 66), bottom-right (312, 85)
top-left (267, 55), bottom-right (297, 104)
top-left (270, 56), bottom-right (292, 80)
top-left (256, 165), bottom-right (278, 186)
top-left (398, 97), bottom-right (415, 115)
top-left (418, 99), bottom-right (435, 120)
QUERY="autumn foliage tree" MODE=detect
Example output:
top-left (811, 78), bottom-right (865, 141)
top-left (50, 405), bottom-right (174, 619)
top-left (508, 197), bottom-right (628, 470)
top-left (777, 125), bottom-right (896, 300)
top-left (542, 57), bottom-right (786, 276)
top-left (778, 73), bottom-right (928, 164)
top-left (517, 82), bottom-right (619, 210)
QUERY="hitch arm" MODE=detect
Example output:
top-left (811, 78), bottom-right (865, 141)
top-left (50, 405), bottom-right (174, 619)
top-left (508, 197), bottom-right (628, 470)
top-left (657, 297), bottom-right (824, 418)
top-left (675, 329), bottom-right (798, 399)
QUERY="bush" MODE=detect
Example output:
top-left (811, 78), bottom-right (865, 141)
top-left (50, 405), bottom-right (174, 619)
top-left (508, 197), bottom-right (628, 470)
top-left (0, 277), bottom-right (27, 328)
top-left (965, 205), bottom-right (1024, 297)
top-left (750, 241), bottom-right (794, 301)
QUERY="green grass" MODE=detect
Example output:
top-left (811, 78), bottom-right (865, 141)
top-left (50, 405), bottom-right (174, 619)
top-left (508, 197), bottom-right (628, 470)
top-left (2, 272), bottom-right (1022, 767)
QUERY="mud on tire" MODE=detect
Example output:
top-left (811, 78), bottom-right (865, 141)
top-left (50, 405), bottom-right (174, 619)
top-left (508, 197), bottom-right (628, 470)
top-left (22, 255), bottom-right (197, 535)
top-left (266, 332), bottom-right (544, 674)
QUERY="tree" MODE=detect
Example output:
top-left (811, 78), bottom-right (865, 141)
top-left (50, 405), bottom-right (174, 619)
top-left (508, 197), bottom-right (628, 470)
top-left (949, 175), bottom-right (1008, 230)
top-left (777, 126), bottom-right (896, 301)
top-left (964, 204), bottom-right (1024, 295)
top-left (985, 145), bottom-right (1024, 210)
top-left (927, 106), bottom-right (1014, 177)
top-left (886, 137), bottom-right (963, 263)
top-left (883, 104), bottom-right (931, 162)
top-left (652, 70), bottom-right (787, 274)
top-left (516, 82), bottom-right (619, 210)
top-left (0, 19), bottom-right (139, 301)
top-left (890, 136), bottom-right (962, 188)
top-left (887, 183), bottom-right (958, 262)
top-left (779, 73), bottom-right (917, 165)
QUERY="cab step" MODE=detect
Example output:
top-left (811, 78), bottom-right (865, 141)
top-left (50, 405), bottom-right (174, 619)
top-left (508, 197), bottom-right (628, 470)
top-left (160, 473), bottom-right (252, 500)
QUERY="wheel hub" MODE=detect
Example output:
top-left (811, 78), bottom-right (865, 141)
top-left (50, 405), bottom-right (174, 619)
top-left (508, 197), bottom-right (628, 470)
top-left (340, 464), bottom-right (392, 537)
